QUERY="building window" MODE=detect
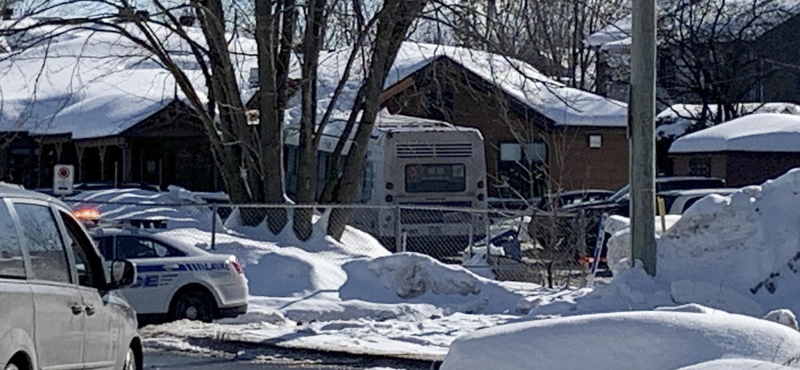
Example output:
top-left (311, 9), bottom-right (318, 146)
top-left (689, 157), bottom-right (711, 177)
top-left (497, 141), bottom-right (547, 199)
top-left (589, 135), bottom-right (602, 148)
top-left (500, 143), bottom-right (523, 162)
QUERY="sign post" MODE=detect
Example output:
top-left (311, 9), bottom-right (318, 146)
top-left (53, 164), bottom-right (75, 196)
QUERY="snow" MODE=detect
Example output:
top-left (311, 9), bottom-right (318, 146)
top-left (533, 168), bottom-right (800, 319)
top-left (72, 188), bottom-right (555, 359)
top-left (441, 310), bottom-right (800, 370)
top-left (657, 103), bottom-right (800, 139)
top-left (675, 359), bottom-right (796, 370)
top-left (68, 186), bottom-right (220, 231)
top-left (586, 0), bottom-right (800, 50)
top-left (0, 23), bottom-right (253, 139)
top-left (387, 43), bottom-right (628, 127)
top-left (670, 113), bottom-right (800, 153)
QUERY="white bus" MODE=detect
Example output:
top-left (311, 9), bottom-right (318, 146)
top-left (285, 112), bottom-right (488, 254)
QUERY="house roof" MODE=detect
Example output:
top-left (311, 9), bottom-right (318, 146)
top-left (0, 22), bottom-right (256, 140)
top-left (656, 102), bottom-right (800, 139)
top-left (586, 0), bottom-right (800, 50)
top-left (382, 43), bottom-right (628, 127)
top-left (669, 113), bottom-right (800, 153)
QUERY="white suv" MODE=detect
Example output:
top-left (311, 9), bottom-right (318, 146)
top-left (0, 184), bottom-right (140, 370)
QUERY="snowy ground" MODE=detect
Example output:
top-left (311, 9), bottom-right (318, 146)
top-left (75, 169), bottom-right (800, 368)
top-left (70, 188), bottom-right (570, 360)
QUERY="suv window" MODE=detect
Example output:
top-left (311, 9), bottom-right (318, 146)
top-left (0, 202), bottom-right (26, 279)
top-left (94, 236), bottom-right (114, 260)
top-left (60, 212), bottom-right (103, 288)
top-left (116, 236), bottom-right (184, 259)
top-left (15, 203), bottom-right (71, 283)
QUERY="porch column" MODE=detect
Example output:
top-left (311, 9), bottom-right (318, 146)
top-left (98, 145), bottom-right (107, 181)
top-left (75, 144), bottom-right (85, 182)
top-left (122, 141), bottom-right (133, 182)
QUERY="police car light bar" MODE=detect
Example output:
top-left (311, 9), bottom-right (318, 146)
top-left (74, 208), bottom-right (101, 222)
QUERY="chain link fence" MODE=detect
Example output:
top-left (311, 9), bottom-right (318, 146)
top-left (65, 197), bottom-right (596, 288)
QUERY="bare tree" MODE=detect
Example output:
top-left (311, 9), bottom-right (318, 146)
top-left (2, 0), bottom-right (429, 240)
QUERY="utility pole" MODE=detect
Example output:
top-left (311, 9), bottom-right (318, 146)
top-left (629, 0), bottom-right (657, 275)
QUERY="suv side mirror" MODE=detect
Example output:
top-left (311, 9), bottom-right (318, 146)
top-left (108, 260), bottom-right (136, 290)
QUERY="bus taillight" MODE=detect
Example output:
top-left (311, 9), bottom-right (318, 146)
top-left (385, 195), bottom-right (394, 203)
top-left (386, 182), bottom-right (394, 190)
top-left (477, 181), bottom-right (484, 189)
top-left (477, 194), bottom-right (485, 202)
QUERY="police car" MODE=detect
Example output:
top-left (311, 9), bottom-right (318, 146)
top-left (89, 228), bottom-right (248, 323)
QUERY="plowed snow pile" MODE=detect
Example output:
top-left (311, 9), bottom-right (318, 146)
top-left (535, 168), bottom-right (800, 318)
top-left (441, 310), bottom-right (800, 370)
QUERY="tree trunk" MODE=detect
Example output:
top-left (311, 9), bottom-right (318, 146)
top-left (294, 0), bottom-right (327, 241)
top-left (255, 0), bottom-right (289, 233)
top-left (327, 0), bottom-right (429, 239)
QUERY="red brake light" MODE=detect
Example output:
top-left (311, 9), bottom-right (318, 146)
top-left (386, 182), bottom-right (394, 190)
top-left (385, 194), bottom-right (394, 203)
top-left (477, 181), bottom-right (484, 189)
top-left (228, 257), bottom-right (244, 275)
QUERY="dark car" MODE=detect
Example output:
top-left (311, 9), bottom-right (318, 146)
top-left (536, 189), bottom-right (615, 211)
top-left (562, 176), bottom-right (726, 218)
top-left (528, 177), bottom-right (727, 269)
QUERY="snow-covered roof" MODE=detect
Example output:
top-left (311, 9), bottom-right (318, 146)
top-left (390, 43), bottom-right (628, 127)
top-left (656, 102), bottom-right (800, 139)
top-left (669, 113), bottom-right (800, 153)
top-left (586, 0), bottom-right (800, 50)
top-left (294, 42), bottom-right (627, 129)
top-left (0, 22), bottom-right (255, 140)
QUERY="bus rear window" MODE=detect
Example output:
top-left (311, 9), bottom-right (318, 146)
top-left (405, 164), bottom-right (466, 193)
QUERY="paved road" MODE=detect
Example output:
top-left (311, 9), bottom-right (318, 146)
top-left (145, 351), bottom-right (359, 370)
top-left (144, 349), bottom-right (437, 370)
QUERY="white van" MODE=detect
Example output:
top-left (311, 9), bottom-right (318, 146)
top-left (0, 184), bottom-right (140, 370)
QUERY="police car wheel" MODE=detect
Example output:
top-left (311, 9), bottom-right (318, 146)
top-left (171, 289), bottom-right (214, 322)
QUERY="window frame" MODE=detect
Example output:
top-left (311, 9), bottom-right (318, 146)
top-left (8, 199), bottom-right (74, 285)
top-left (53, 208), bottom-right (107, 289)
top-left (115, 235), bottom-right (185, 260)
top-left (0, 198), bottom-right (29, 280)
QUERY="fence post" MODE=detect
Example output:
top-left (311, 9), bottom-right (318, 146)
top-left (211, 204), bottom-right (218, 250)
top-left (394, 205), bottom-right (402, 253)
top-left (485, 213), bottom-right (491, 264)
top-left (468, 213), bottom-right (474, 259)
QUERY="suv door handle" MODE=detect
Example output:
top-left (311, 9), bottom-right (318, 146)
top-left (164, 264), bottom-right (180, 271)
top-left (85, 305), bottom-right (95, 316)
top-left (71, 304), bottom-right (84, 315)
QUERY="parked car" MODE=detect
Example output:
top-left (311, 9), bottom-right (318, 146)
top-left (528, 177), bottom-right (728, 268)
top-left (561, 176), bottom-right (727, 218)
top-left (535, 189), bottom-right (615, 211)
top-left (0, 183), bottom-right (140, 370)
top-left (658, 188), bottom-right (738, 215)
top-left (89, 228), bottom-right (248, 323)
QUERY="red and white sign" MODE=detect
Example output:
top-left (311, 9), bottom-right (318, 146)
top-left (53, 164), bottom-right (75, 195)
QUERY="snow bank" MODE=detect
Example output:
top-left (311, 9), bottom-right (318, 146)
top-left (340, 253), bottom-right (528, 314)
top-left (69, 187), bottom-right (221, 231)
top-left (676, 359), bottom-right (796, 370)
top-left (604, 214), bottom-right (681, 276)
top-left (442, 310), bottom-right (800, 370)
top-left (536, 168), bottom-right (800, 319)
